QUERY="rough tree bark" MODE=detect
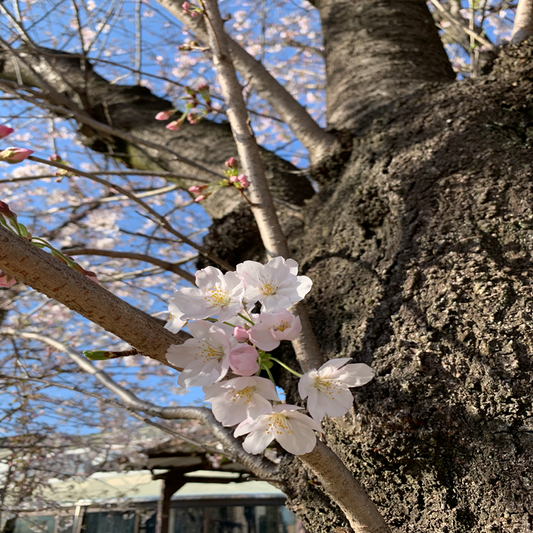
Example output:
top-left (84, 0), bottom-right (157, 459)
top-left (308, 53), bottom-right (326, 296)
top-left (2, 1), bottom-right (533, 531)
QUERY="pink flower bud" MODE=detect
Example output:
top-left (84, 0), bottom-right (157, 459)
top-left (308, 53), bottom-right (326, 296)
top-left (229, 175), bottom-right (239, 183)
top-left (0, 125), bottom-right (14, 140)
top-left (182, 1), bottom-right (191, 11)
top-left (188, 185), bottom-right (205, 193)
top-left (187, 113), bottom-right (199, 124)
top-left (166, 120), bottom-right (182, 131)
top-left (155, 110), bottom-right (174, 121)
top-left (233, 326), bottom-right (250, 343)
top-left (0, 147), bottom-right (34, 164)
top-left (225, 157), bottom-right (238, 169)
top-left (238, 174), bottom-right (250, 188)
top-left (0, 271), bottom-right (16, 288)
top-left (229, 345), bottom-right (260, 376)
top-left (190, 10), bottom-right (199, 17)
top-left (194, 194), bottom-right (208, 202)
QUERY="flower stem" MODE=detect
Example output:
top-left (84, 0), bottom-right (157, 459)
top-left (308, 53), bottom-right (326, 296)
top-left (264, 365), bottom-right (276, 385)
top-left (269, 357), bottom-right (302, 378)
top-left (238, 312), bottom-right (254, 325)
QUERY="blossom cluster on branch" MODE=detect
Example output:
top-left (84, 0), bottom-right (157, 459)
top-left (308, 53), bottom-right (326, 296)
top-left (165, 257), bottom-right (374, 455)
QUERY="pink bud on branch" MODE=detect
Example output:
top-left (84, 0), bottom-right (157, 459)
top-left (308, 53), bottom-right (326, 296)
top-left (238, 174), bottom-right (250, 188)
top-left (188, 185), bottom-right (206, 194)
top-left (166, 120), bottom-right (183, 131)
top-left (0, 125), bottom-right (14, 140)
top-left (225, 157), bottom-right (238, 169)
top-left (155, 110), bottom-right (175, 121)
top-left (0, 271), bottom-right (16, 288)
top-left (0, 147), bottom-right (34, 164)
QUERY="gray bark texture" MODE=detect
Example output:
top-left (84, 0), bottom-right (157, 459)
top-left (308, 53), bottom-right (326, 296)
top-left (3, 2), bottom-right (533, 531)
top-left (281, 44), bottom-right (533, 532)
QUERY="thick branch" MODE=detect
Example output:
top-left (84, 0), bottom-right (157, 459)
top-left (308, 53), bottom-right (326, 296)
top-left (316, 0), bottom-right (455, 129)
top-left (0, 226), bottom-right (186, 364)
top-left (0, 50), bottom-right (314, 221)
top-left (156, 0), bottom-right (338, 164)
top-left (511, 0), bottom-right (533, 43)
top-left (300, 442), bottom-right (391, 533)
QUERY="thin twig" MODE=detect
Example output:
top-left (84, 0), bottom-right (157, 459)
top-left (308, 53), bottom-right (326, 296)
top-left (28, 155), bottom-right (233, 272)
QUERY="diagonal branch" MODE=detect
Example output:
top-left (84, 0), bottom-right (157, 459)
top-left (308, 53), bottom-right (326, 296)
top-left (201, 2), bottom-right (390, 532)
top-left (66, 248), bottom-right (195, 284)
top-left (0, 225), bottom-right (185, 364)
top-left (155, 0), bottom-right (338, 164)
top-left (200, 0), bottom-right (323, 372)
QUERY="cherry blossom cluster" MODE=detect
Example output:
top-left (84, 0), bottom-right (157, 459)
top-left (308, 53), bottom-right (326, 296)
top-left (155, 84), bottom-right (212, 130)
top-left (165, 257), bottom-right (374, 456)
top-left (188, 157), bottom-right (249, 203)
top-left (0, 200), bottom-right (99, 287)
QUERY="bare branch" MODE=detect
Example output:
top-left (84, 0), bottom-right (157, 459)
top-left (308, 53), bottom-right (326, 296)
top-left (0, 330), bottom-right (280, 479)
top-left (429, 0), bottom-right (498, 52)
top-left (29, 155), bottom-right (234, 272)
top-left (156, 0), bottom-right (338, 164)
top-left (66, 248), bottom-right (196, 284)
top-left (0, 372), bottom-right (224, 456)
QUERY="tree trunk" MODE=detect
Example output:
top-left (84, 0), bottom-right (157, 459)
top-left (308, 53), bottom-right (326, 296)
top-left (281, 43), bottom-right (533, 532)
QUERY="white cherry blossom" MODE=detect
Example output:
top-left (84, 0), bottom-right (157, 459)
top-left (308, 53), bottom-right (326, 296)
top-left (203, 376), bottom-right (279, 426)
top-left (298, 358), bottom-right (374, 421)
top-left (236, 257), bottom-right (312, 313)
top-left (168, 266), bottom-right (245, 323)
top-left (234, 404), bottom-right (322, 455)
top-left (164, 297), bottom-right (187, 333)
top-left (248, 310), bottom-right (302, 351)
top-left (166, 321), bottom-right (237, 387)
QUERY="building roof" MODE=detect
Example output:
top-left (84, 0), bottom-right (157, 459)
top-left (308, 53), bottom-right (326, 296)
top-left (46, 470), bottom-right (285, 505)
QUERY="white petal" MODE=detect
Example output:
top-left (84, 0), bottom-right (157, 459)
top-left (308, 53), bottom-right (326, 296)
top-left (211, 393), bottom-right (248, 426)
top-left (285, 258), bottom-right (299, 276)
top-left (336, 363), bottom-right (375, 387)
top-left (295, 276), bottom-right (313, 300)
top-left (276, 418), bottom-right (317, 455)
top-left (166, 341), bottom-right (199, 368)
top-left (164, 315), bottom-right (186, 334)
top-left (298, 373), bottom-right (312, 400)
top-left (306, 389), bottom-right (326, 421)
top-left (188, 320), bottom-right (213, 339)
top-left (195, 266), bottom-right (224, 289)
top-left (254, 377), bottom-right (280, 401)
top-left (242, 428), bottom-right (275, 454)
top-left (319, 358), bottom-right (351, 373)
top-left (249, 325), bottom-right (279, 351)
top-left (247, 395), bottom-right (274, 420)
